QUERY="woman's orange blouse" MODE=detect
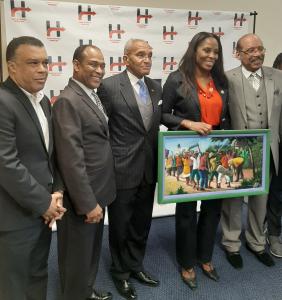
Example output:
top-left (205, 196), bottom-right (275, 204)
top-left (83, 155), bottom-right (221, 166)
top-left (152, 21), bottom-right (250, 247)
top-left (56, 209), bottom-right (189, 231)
top-left (197, 79), bottom-right (223, 127)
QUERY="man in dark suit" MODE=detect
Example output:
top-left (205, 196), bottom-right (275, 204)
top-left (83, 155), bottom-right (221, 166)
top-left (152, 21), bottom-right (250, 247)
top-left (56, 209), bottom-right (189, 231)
top-left (98, 39), bottom-right (162, 299)
top-left (221, 33), bottom-right (282, 268)
top-left (53, 45), bottom-right (115, 300)
top-left (0, 36), bottom-right (65, 300)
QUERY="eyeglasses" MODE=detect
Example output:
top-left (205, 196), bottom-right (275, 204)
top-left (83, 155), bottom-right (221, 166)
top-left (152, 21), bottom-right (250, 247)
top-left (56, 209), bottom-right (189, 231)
top-left (239, 46), bottom-right (266, 55)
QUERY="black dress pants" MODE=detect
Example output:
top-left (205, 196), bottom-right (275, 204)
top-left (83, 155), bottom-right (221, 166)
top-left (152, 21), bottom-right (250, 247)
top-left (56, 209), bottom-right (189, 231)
top-left (175, 199), bottom-right (222, 269)
top-left (267, 172), bottom-right (282, 236)
top-left (0, 222), bottom-right (51, 300)
top-left (108, 179), bottom-right (155, 280)
top-left (57, 196), bottom-right (105, 300)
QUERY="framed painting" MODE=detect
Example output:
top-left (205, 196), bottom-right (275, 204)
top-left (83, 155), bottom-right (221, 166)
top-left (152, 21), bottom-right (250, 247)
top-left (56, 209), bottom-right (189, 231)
top-left (158, 129), bottom-right (270, 204)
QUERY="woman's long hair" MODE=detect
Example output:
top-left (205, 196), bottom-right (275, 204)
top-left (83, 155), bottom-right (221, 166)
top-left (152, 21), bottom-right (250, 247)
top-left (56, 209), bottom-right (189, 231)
top-left (178, 32), bottom-right (227, 96)
top-left (273, 53), bottom-right (282, 70)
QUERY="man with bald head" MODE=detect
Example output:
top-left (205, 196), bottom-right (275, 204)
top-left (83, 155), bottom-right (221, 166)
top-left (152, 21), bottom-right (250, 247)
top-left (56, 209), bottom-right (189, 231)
top-left (98, 39), bottom-right (162, 299)
top-left (221, 34), bottom-right (282, 268)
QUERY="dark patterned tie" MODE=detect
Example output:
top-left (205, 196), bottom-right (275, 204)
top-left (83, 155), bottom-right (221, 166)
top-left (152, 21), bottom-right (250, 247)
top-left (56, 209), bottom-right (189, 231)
top-left (91, 91), bottom-right (107, 115)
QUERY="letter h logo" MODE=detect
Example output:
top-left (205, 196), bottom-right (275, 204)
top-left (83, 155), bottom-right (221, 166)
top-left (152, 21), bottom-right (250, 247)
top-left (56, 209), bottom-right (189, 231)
top-left (188, 11), bottom-right (202, 25)
top-left (109, 24), bottom-right (125, 39)
top-left (211, 27), bottom-right (224, 38)
top-left (49, 90), bottom-right (63, 105)
top-left (10, 0), bottom-right (31, 18)
top-left (163, 57), bottom-right (177, 71)
top-left (46, 21), bottom-right (65, 37)
top-left (78, 5), bottom-right (96, 21)
top-left (79, 39), bottom-right (93, 46)
top-left (137, 8), bottom-right (152, 24)
top-left (110, 57), bottom-right (125, 72)
top-left (48, 56), bottom-right (67, 72)
top-left (234, 13), bottom-right (246, 27)
top-left (163, 26), bottom-right (177, 40)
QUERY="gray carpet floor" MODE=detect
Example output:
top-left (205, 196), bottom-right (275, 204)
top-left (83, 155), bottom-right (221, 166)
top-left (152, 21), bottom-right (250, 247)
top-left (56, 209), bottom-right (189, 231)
top-left (47, 215), bottom-right (282, 300)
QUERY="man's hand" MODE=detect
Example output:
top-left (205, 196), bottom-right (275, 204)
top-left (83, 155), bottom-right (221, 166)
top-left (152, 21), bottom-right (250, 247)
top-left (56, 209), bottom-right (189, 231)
top-left (85, 204), bottom-right (103, 224)
top-left (42, 192), bottom-right (66, 228)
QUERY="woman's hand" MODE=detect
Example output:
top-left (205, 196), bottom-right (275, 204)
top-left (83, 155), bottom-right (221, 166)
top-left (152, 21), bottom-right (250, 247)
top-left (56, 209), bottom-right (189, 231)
top-left (181, 119), bottom-right (212, 135)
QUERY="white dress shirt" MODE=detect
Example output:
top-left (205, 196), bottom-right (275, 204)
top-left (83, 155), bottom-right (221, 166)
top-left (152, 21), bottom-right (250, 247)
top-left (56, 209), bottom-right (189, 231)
top-left (21, 88), bottom-right (49, 151)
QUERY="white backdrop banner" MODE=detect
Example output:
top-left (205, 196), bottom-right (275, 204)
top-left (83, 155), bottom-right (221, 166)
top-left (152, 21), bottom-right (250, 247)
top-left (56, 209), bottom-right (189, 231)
top-left (3, 0), bottom-right (249, 216)
top-left (4, 0), bottom-right (249, 102)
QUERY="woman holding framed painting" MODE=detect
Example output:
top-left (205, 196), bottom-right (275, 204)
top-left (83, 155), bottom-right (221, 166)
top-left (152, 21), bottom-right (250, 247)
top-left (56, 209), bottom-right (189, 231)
top-left (161, 31), bottom-right (230, 290)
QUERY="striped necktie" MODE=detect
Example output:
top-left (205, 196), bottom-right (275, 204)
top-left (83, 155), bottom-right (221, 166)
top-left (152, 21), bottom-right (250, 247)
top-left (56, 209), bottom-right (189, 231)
top-left (91, 91), bottom-right (106, 114)
top-left (91, 91), bottom-right (108, 121)
top-left (249, 73), bottom-right (261, 91)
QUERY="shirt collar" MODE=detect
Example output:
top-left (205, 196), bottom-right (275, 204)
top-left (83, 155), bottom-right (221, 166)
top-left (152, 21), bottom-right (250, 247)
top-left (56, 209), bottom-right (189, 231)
top-left (20, 87), bottom-right (44, 104)
top-left (241, 65), bottom-right (262, 79)
top-left (72, 77), bottom-right (97, 98)
top-left (126, 70), bottom-right (144, 86)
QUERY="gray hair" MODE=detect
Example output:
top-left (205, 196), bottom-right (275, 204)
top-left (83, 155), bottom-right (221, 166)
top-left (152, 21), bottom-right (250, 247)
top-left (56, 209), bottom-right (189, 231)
top-left (124, 39), bottom-right (151, 55)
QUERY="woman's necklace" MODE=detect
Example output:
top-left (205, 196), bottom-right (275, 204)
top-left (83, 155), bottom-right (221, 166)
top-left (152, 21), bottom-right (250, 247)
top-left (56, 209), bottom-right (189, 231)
top-left (197, 78), bottom-right (214, 99)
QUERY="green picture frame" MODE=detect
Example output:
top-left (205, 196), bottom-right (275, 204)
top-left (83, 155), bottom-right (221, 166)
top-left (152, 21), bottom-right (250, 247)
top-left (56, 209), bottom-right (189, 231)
top-left (158, 129), bottom-right (270, 204)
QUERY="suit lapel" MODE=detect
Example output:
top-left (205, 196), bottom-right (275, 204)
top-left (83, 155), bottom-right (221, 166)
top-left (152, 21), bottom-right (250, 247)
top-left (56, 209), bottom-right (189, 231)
top-left (214, 80), bottom-right (228, 118)
top-left (69, 79), bottom-right (109, 135)
top-left (231, 67), bottom-right (248, 123)
top-left (190, 87), bottom-right (201, 114)
top-left (145, 77), bottom-right (157, 112)
top-left (4, 78), bottom-right (49, 154)
top-left (262, 67), bottom-right (274, 123)
top-left (120, 71), bottom-right (144, 129)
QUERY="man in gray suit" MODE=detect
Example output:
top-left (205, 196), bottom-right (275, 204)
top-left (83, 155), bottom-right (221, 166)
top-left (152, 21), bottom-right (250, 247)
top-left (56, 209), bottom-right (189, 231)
top-left (0, 36), bottom-right (65, 300)
top-left (53, 45), bottom-right (115, 300)
top-left (98, 39), bottom-right (162, 299)
top-left (221, 33), bottom-right (282, 268)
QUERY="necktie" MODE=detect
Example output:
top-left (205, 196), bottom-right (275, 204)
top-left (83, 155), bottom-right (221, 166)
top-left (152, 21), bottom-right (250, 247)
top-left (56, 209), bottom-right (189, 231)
top-left (137, 80), bottom-right (148, 104)
top-left (249, 73), bottom-right (261, 91)
top-left (91, 91), bottom-right (106, 115)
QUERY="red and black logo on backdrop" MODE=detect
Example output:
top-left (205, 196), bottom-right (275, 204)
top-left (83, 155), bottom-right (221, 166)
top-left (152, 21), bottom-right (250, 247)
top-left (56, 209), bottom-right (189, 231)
top-left (163, 26), bottom-right (178, 42)
top-left (187, 11), bottom-right (202, 27)
top-left (109, 24), bottom-right (125, 41)
top-left (79, 39), bottom-right (94, 46)
top-left (109, 57), bottom-right (125, 72)
top-left (10, 0), bottom-right (31, 19)
top-left (163, 57), bottom-right (178, 72)
top-left (137, 8), bottom-right (152, 25)
top-left (211, 27), bottom-right (225, 38)
top-left (233, 13), bottom-right (247, 28)
top-left (78, 5), bottom-right (96, 22)
top-left (46, 21), bottom-right (65, 40)
top-left (49, 90), bottom-right (63, 105)
top-left (48, 56), bottom-right (67, 75)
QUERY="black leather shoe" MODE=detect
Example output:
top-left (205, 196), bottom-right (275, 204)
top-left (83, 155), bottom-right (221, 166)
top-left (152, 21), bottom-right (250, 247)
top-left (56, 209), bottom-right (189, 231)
top-left (131, 271), bottom-right (159, 287)
top-left (246, 243), bottom-right (275, 267)
top-left (87, 290), bottom-right (112, 300)
top-left (112, 278), bottom-right (137, 299)
top-left (181, 269), bottom-right (197, 290)
top-left (225, 250), bottom-right (243, 269)
top-left (200, 264), bottom-right (219, 282)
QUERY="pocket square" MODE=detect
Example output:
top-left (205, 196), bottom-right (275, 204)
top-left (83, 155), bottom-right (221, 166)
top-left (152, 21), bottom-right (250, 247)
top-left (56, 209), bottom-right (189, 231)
top-left (158, 100), bottom-right (163, 105)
